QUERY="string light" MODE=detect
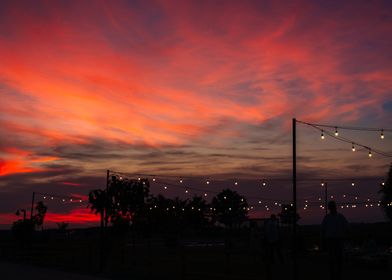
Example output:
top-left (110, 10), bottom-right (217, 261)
top-left (368, 149), bottom-right (372, 158)
top-left (296, 120), bottom-right (392, 158)
top-left (352, 143), bottom-right (355, 152)
top-left (179, 179), bottom-right (183, 183)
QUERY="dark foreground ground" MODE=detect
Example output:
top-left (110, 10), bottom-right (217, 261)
top-left (0, 223), bottom-right (391, 279)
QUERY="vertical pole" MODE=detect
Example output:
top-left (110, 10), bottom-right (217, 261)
top-left (30, 192), bottom-right (35, 220)
top-left (105, 169), bottom-right (110, 228)
top-left (292, 118), bottom-right (297, 280)
top-left (325, 183), bottom-right (328, 215)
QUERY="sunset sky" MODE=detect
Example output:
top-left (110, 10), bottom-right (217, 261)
top-left (0, 0), bottom-right (391, 227)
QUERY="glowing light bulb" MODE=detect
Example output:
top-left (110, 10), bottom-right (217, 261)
top-left (164, 186), bottom-right (167, 190)
top-left (152, 178), bottom-right (156, 182)
top-left (179, 179), bottom-right (183, 183)
top-left (381, 129), bottom-right (384, 139)
top-left (321, 182), bottom-right (325, 187)
top-left (204, 193), bottom-right (208, 197)
top-left (185, 190), bottom-right (189, 193)
top-left (334, 127), bottom-right (339, 136)
top-left (368, 150), bottom-right (372, 157)
top-left (206, 180), bottom-right (210, 185)
top-left (321, 130), bottom-right (325, 139)
top-left (234, 181), bottom-right (238, 186)
top-left (352, 143), bottom-right (355, 152)
top-left (262, 180), bottom-right (267, 187)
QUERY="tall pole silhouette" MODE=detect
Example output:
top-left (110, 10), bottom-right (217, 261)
top-left (30, 191), bottom-right (35, 220)
top-left (292, 118), bottom-right (297, 280)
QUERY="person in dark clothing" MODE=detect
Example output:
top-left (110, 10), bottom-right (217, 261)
top-left (263, 214), bottom-right (284, 279)
top-left (321, 201), bottom-right (348, 280)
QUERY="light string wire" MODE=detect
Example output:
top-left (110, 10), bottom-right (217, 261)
top-left (36, 191), bottom-right (86, 203)
top-left (295, 121), bottom-right (392, 132)
top-left (296, 120), bottom-right (392, 158)
top-left (108, 171), bottom-right (388, 209)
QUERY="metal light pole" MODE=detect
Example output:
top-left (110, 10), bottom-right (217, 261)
top-left (322, 182), bottom-right (328, 215)
top-left (292, 118), bottom-right (297, 280)
top-left (30, 191), bottom-right (35, 220)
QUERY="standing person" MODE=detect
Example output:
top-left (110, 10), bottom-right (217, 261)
top-left (321, 201), bottom-right (348, 280)
top-left (263, 214), bottom-right (284, 279)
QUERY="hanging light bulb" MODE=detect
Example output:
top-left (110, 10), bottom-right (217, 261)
top-left (334, 127), bottom-right (339, 136)
top-left (321, 130), bottom-right (325, 139)
top-left (204, 193), bottom-right (208, 197)
top-left (368, 149), bottom-right (372, 158)
top-left (164, 186), bottom-right (167, 190)
top-left (179, 179), bottom-right (183, 183)
top-left (381, 181), bottom-right (385, 187)
top-left (352, 143), bottom-right (356, 152)
top-left (380, 129), bottom-right (384, 139)
top-left (234, 181), bottom-right (238, 186)
top-left (321, 182), bottom-right (325, 187)
top-left (152, 178), bottom-right (156, 182)
top-left (206, 180), bottom-right (210, 185)
top-left (262, 180), bottom-right (267, 187)
top-left (185, 189), bottom-right (189, 194)
top-left (351, 181), bottom-right (355, 187)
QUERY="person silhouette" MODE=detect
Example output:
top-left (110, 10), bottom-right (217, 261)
top-left (263, 214), bottom-right (284, 279)
top-left (321, 201), bottom-right (348, 280)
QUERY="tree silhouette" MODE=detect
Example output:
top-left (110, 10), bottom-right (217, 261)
top-left (88, 189), bottom-right (107, 229)
top-left (107, 176), bottom-right (150, 229)
top-left (379, 164), bottom-right (392, 222)
top-left (211, 189), bottom-right (248, 228)
top-left (33, 201), bottom-right (47, 230)
top-left (88, 176), bottom-right (150, 230)
top-left (184, 195), bottom-right (209, 229)
top-left (278, 204), bottom-right (300, 227)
